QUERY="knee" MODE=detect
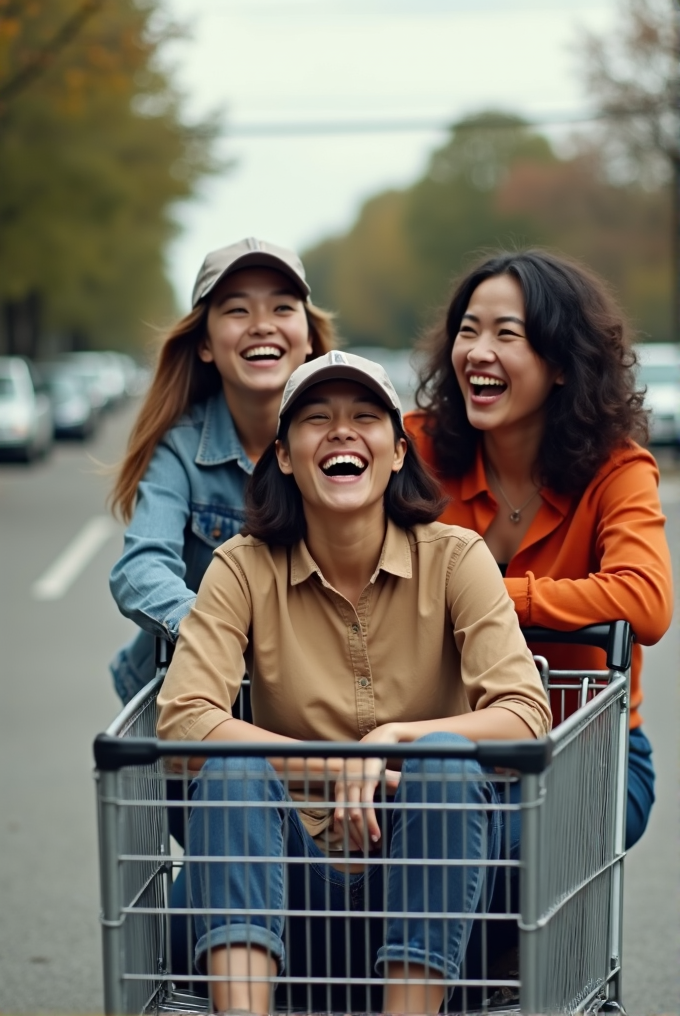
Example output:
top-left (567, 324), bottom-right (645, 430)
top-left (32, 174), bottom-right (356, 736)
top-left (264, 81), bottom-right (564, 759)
top-left (402, 732), bottom-right (481, 779)
top-left (194, 755), bottom-right (280, 802)
top-left (399, 733), bottom-right (485, 806)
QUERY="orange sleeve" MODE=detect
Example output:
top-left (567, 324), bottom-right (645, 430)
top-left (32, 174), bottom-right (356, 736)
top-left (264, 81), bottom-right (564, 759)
top-left (504, 455), bottom-right (673, 645)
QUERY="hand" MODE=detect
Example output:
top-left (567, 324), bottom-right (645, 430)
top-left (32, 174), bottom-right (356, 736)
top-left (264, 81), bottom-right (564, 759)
top-left (334, 724), bottom-right (401, 850)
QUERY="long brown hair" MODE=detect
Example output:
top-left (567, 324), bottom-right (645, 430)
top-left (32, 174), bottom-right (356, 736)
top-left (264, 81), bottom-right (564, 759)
top-left (415, 248), bottom-right (648, 496)
top-left (110, 299), bottom-right (337, 522)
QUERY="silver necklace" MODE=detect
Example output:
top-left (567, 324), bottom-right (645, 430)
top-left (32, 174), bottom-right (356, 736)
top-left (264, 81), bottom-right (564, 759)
top-left (487, 463), bottom-right (540, 524)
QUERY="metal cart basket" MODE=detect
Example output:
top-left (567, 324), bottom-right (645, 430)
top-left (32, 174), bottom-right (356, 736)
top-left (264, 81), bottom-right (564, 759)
top-left (94, 621), bottom-right (632, 1015)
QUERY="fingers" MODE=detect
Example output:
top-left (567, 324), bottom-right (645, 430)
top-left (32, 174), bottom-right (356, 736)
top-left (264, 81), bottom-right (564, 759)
top-left (384, 768), bottom-right (401, 791)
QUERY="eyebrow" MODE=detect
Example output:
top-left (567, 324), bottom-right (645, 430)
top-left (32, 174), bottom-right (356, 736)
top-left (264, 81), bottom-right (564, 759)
top-left (462, 312), bottom-right (526, 327)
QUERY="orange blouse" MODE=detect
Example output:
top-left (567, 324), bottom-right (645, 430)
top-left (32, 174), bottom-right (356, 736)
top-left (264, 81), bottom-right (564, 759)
top-left (405, 411), bottom-right (674, 729)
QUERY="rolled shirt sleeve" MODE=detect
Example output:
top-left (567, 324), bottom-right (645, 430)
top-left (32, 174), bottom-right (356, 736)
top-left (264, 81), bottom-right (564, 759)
top-left (109, 436), bottom-right (197, 641)
top-left (447, 536), bottom-right (552, 738)
top-left (156, 550), bottom-right (252, 742)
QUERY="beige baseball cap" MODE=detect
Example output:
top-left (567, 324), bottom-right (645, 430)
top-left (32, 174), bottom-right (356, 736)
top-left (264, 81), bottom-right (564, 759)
top-left (277, 351), bottom-right (404, 434)
top-left (191, 237), bottom-right (311, 307)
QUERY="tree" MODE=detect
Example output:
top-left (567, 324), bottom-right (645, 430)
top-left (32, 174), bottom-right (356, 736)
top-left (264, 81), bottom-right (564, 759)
top-left (577, 0), bottom-right (678, 336)
top-left (305, 114), bottom-right (561, 348)
top-left (0, 0), bottom-right (221, 355)
top-left (303, 110), bottom-right (672, 347)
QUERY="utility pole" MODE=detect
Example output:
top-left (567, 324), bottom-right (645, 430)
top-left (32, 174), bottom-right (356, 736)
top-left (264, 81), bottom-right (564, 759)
top-left (675, 0), bottom-right (680, 342)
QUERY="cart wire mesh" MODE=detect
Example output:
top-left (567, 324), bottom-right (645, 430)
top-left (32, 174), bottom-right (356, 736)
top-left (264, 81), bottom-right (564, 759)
top-left (95, 623), bottom-right (630, 1016)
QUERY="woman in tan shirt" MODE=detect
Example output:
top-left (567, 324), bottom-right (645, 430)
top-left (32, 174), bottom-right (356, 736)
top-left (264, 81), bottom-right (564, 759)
top-left (157, 351), bottom-right (550, 1015)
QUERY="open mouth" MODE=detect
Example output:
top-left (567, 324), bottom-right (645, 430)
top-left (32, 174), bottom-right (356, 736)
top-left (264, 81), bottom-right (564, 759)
top-left (319, 453), bottom-right (368, 477)
top-left (241, 345), bottom-right (283, 362)
top-left (468, 373), bottom-right (508, 397)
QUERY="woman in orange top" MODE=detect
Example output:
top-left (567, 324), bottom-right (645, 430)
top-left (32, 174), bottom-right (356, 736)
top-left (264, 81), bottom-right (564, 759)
top-left (406, 248), bottom-right (673, 848)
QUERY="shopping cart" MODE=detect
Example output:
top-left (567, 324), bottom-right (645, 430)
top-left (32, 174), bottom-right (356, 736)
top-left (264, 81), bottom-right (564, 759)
top-left (94, 621), bottom-right (632, 1015)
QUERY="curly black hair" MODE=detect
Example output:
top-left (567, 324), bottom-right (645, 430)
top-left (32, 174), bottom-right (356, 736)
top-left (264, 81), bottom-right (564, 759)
top-left (415, 248), bottom-right (649, 495)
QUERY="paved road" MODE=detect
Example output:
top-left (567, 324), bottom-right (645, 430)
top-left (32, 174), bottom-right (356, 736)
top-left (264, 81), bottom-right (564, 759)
top-left (0, 405), bottom-right (677, 1014)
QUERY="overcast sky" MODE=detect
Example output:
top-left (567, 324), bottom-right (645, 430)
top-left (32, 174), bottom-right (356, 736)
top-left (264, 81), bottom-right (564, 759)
top-left (162, 0), bottom-right (619, 308)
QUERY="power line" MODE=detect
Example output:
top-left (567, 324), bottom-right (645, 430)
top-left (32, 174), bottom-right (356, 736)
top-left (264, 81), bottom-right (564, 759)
top-left (223, 107), bottom-right (666, 139)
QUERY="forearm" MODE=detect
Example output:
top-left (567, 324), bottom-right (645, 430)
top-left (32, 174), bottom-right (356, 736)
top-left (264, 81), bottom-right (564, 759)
top-left (194, 717), bottom-right (343, 777)
top-left (391, 707), bottom-right (535, 744)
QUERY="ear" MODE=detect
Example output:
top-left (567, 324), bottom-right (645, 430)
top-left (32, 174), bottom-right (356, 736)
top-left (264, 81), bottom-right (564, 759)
top-left (275, 439), bottom-right (294, 475)
top-left (197, 337), bottom-right (214, 364)
top-left (554, 370), bottom-right (565, 386)
top-left (392, 437), bottom-right (407, 473)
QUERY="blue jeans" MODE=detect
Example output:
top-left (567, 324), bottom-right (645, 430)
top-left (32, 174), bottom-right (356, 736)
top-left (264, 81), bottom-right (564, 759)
top-left (187, 733), bottom-right (500, 1007)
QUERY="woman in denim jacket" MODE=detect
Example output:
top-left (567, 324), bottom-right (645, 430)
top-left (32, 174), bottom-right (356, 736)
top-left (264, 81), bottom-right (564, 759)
top-left (109, 238), bottom-right (337, 703)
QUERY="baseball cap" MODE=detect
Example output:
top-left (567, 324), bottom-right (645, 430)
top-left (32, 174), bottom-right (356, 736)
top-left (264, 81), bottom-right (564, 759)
top-left (277, 351), bottom-right (404, 434)
top-left (191, 237), bottom-right (311, 307)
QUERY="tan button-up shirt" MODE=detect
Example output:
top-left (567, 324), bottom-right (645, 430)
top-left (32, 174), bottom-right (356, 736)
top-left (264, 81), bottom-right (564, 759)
top-left (158, 521), bottom-right (550, 772)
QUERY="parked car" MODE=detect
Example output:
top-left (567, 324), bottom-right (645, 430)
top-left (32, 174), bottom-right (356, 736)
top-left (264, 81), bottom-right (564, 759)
top-left (114, 352), bottom-right (151, 398)
top-left (43, 371), bottom-right (97, 440)
top-left (0, 357), bottom-right (54, 462)
top-left (636, 343), bottom-right (680, 446)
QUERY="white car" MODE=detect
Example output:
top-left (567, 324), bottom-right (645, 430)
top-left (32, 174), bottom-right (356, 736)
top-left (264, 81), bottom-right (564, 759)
top-left (636, 343), bottom-right (680, 447)
top-left (0, 357), bottom-right (54, 462)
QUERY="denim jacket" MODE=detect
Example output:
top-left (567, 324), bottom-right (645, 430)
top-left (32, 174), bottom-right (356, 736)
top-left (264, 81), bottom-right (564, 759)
top-left (109, 392), bottom-right (254, 702)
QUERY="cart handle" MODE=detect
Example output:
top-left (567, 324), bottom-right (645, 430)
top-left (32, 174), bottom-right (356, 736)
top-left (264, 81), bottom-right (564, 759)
top-left (155, 636), bottom-right (174, 668)
top-left (521, 620), bottom-right (633, 673)
top-left (155, 624), bottom-right (633, 673)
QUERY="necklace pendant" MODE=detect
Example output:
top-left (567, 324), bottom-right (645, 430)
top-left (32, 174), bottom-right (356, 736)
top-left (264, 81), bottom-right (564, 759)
top-left (509, 510), bottom-right (521, 524)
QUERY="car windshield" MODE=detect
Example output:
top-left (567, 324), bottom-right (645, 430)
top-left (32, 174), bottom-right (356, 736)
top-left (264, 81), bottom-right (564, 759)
top-left (639, 364), bottom-right (680, 385)
top-left (0, 376), bottom-right (16, 398)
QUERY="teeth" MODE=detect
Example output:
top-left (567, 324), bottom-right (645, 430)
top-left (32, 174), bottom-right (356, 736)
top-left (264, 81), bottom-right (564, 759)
top-left (243, 346), bottom-right (283, 360)
top-left (321, 454), bottom-right (366, 471)
top-left (469, 375), bottom-right (506, 386)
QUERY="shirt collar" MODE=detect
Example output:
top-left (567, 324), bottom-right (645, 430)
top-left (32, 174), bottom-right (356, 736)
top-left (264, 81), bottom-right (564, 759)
top-left (290, 517), bottom-right (413, 588)
top-left (195, 392), bottom-right (254, 473)
top-left (461, 442), bottom-right (572, 517)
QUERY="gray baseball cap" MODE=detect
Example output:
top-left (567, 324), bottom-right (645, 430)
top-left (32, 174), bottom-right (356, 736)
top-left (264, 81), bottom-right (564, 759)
top-left (191, 237), bottom-right (311, 307)
top-left (278, 351), bottom-right (404, 433)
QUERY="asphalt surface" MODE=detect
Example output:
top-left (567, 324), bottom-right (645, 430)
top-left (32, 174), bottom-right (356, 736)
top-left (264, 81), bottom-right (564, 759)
top-left (0, 402), bottom-right (677, 1014)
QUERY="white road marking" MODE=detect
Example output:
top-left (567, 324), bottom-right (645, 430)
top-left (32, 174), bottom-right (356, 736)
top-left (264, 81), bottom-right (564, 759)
top-left (32, 515), bottom-right (119, 600)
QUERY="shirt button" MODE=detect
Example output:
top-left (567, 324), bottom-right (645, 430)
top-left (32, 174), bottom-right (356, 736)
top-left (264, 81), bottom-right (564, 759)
top-left (351, 623), bottom-right (360, 633)
top-left (211, 528), bottom-right (221, 539)
top-left (359, 677), bottom-right (369, 687)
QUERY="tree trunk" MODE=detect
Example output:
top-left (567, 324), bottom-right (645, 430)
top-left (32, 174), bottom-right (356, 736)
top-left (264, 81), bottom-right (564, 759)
top-left (2, 291), bottom-right (42, 359)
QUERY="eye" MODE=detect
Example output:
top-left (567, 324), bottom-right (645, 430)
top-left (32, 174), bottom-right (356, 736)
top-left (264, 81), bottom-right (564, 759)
top-left (498, 328), bottom-right (523, 339)
top-left (225, 305), bottom-right (247, 315)
top-left (457, 325), bottom-right (476, 337)
top-left (275, 302), bottom-right (296, 313)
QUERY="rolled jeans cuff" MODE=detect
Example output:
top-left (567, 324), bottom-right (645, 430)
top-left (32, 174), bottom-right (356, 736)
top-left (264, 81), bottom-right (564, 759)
top-left (375, 944), bottom-right (452, 981)
top-left (195, 922), bottom-right (285, 975)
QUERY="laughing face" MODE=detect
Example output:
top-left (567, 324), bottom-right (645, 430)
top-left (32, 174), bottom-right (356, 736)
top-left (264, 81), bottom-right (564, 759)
top-left (451, 273), bottom-right (563, 435)
top-left (275, 380), bottom-right (406, 519)
top-left (199, 267), bottom-right (312, 398)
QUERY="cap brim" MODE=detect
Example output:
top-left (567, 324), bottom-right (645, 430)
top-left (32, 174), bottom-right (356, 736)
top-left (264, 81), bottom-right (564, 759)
top-left (196, 252), bottom-right (310, 305)
top-left (279, 365), bottom-right (401, 422)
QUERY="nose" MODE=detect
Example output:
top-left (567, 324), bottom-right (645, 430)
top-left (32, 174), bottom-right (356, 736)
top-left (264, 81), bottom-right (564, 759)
top-left (466, 332), bottom-right (497, 364)
top-left (327, 415), bottom-right (357, 442)
top-left (249, 312), bottom-right (276, 336)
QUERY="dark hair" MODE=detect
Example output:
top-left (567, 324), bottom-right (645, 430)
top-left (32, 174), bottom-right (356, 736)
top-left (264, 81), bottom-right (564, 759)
top-left (243, 411), bottom-right (449, 546)
top-left (415, 248), bottom-right (649, 495)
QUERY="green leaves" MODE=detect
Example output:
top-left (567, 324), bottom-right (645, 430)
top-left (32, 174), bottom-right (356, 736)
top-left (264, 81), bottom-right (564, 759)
top-left (0, 0), bottom-right (222, 351)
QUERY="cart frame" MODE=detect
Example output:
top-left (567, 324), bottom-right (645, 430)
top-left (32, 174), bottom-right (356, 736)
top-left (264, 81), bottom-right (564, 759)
top-left (94, 621), bottom-right (632, 1015)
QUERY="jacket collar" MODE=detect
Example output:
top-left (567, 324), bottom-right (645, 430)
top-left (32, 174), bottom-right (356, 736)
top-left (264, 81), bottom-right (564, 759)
top-left (290, 517), bottom-right (413, 587)
top-left (195, 392), bottom-right (254, 473)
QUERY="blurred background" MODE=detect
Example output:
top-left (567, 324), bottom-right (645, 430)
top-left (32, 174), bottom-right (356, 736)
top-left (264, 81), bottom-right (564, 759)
top-left (0, 1), bottom-right (678, 1013)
